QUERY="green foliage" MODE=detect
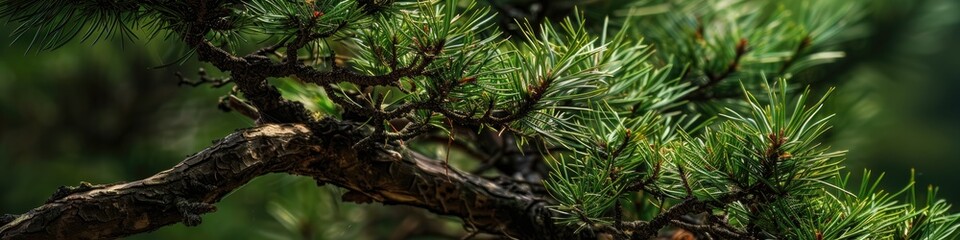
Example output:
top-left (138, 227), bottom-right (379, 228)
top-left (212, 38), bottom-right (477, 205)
top-left (627, 0), bottom-right (859, 79)
top-left (0, 0), bottom-right (140, 51)
top-left (680, 82), bottom-right (843, 197)
top-left (3, 0), bottom-right (958, 238)
top-left (545, 106), bottom-right (660, 226)
top-left (247, 0), bottom-right (364, 36)
top-left (738, 171), bottom-right (960, 240)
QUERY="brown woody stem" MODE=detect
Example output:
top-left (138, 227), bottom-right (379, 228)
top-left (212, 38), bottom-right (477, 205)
top-left (0, 124), bottom-right (578, 240)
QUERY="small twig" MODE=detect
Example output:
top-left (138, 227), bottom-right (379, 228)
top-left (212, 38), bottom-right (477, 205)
top-left (626, 158), bottom-right (663, 193)
top-left (572, 207), bottom-right (596, 227)
top-left (177, 68), bottom-right (232, 88)
top-left (217, 94), bottom-right (260, 121)
top-left (678, 165), bottom-right (693, 197)
top-left (249, 35), bottom-right (292, 57)
top-left (614, 200), bottom-right (624, 237)
top-left (683, 38), bottom-right (749, 101)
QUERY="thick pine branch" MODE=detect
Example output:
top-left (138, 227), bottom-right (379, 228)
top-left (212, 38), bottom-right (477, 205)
top-left (0, 124), bottom-right (580, 240)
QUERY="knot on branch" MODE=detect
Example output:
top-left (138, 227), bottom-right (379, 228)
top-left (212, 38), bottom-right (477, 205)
top-left (306, 118), bottom-right (358, 144)
top-left (492, 176), bottom-right (534, 196)
top-left (176, 200), bottom-right (216, 227)
top-left (0, 214), bottom-right (18, 225)
top-left (46, 182), bottom-right (101, 203)
top-left (372, 147), bottom-right (404, 162)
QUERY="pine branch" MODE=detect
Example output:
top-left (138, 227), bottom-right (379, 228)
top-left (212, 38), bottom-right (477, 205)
top-left (0, 124), bottom-right (583, 239)
top-left (4, 0), bottom-right (960, 239)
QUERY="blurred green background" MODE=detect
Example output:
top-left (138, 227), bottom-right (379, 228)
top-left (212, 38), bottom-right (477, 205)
top-left (1, 0), bottom-right (958, 239)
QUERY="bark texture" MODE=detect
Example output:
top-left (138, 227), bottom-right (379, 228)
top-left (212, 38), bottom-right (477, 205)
top-left (0, 124), bottom-right (571, 240)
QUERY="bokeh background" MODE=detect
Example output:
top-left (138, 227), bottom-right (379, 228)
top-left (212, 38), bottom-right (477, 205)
top-left (1, 0), bottom-right (958, 239)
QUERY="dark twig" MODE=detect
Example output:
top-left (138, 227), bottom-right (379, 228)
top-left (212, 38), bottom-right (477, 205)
top-left (683, 38), bottom-right (749, 101)
top-left (176, 68), bottom-right (232, 88)
top-left (678, 165), bottom-right (694, 196)
top-left (249, 35), bottom-right (293, 57)
top-left (217, 94), bottom-right (260, 121)
top-left (621, 182), bottom-right (788, 240)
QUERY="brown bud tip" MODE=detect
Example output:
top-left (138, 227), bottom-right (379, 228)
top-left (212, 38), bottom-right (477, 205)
top-left (737, 38), bottom-right (748, 53)
top-left (800, 36), bottom-right (812, 50)
top-left (459, 76), bottom-right (477, 84)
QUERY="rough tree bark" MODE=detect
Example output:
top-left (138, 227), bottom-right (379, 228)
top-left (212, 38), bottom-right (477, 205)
top-left (0, 123), bottom-right (577, 240)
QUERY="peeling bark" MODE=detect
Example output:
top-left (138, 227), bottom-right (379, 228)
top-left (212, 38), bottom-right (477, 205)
top-left (0, 124), bottom-right (576, 240)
